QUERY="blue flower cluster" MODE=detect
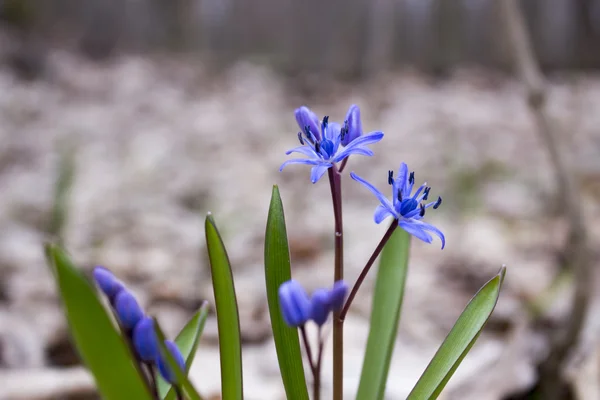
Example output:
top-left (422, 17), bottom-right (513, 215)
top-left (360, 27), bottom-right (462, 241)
top-left (278, 280), bottom-right (348, 327)
top-left (92, 267), bottom-right (185, 384)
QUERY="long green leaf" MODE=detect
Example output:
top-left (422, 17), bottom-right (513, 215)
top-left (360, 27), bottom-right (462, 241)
top-left (159, 302), bottom-right (210, 400)
top-left (264, 186), bottom-right (310, 400)
top-left (356, 227), bottom-right (411, 400)
top-left (154, 320), bottom-right (204, 400)
top-left (46, 244), bottom-right (152, 400)
top-left (205, 214), bottom-right (244, 400)
top-left (406, 266), bottom-right (507, 400)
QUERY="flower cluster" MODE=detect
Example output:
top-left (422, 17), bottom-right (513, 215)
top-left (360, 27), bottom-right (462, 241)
top-left (278, 280), bottom-right (348, 327)
top-left (92, 267), bottom-right (185, 384)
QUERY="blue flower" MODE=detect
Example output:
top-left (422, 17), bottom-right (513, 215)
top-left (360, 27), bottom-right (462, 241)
top-left (280, 105), bottom-right (384, 183)
top-left (114, 289), bottom-right (145, 330)
top-left (278, 280), bottom-right (311, 327)
top-left (157, 340), bottom-right (186, 384)
top-left (351, 162), bottom-right (445, 249)
top-left (132, 317), bottom-right (158, 362)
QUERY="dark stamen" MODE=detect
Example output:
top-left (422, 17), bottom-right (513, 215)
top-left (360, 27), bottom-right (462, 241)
top-left (304, 126), bottom-right (313, 141)
top-left (341, 120), bottom-right (349, 140)
top-left (322, 116), bottom-right (329, 129)
top-left (388, 170), bottom-right (394, 185)
top-left (409, 172), bottom-right (415, 185)
top-left (297, 132), bottom-right (305, 145)
top-left (423, 187), bottom-right (431, 201)
top-left (397, 190), bottom-right (402, 202)
top-left (433, 196), bottom-right (442, 209)
top-left (315, 142), bottom-right (321, 153)
top-left (419, 204), bottom-right (425, 217)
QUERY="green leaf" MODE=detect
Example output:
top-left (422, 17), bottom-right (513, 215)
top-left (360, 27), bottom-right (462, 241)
top-left (264, 186), bottom-right (310, 400)
top-left (48, 144), bottom-right (76, 244)
top-left (205, 214), bottom-right (244, 400)
top-left (356, 227), bottom-right (411, 400)
top-left (154, 320), bottom-right (204, 400)
top-left (406, 266), bottom-right (507, 400)
top-left (158, 301), bottom-right (210, 400)
top-left (46, 244), bottom-right (152, 400)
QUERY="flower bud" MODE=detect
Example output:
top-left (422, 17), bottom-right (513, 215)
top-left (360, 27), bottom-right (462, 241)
top-left (328, 280), bottom-right (348, 312)
top-left (114, 290), bottom-right (144, 330)
top-left (132, 317), bottom-right (158, 362)
top-left (278, 280), bottom-right (311, 327)
top-left (309, 289), bottom-right (330, 326)
top-left (295, 106), bottom-right (321, 141)
top-left (157, 340), bottom-right (186, 384)
top-left (92, 266), bottom-right (124, 301)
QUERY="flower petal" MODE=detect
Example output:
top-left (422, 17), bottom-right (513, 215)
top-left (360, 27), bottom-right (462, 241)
top-left (285, 145), bottom-right (319, 158)
top-left (374, 204), bottom-right (395, 224)
top-left (342, 104), bottom-right (362, 146)
top-left (332, 146), bottom-right (374, 163)
top-left (295, 106), bottom-right (321, 141)
top-left (350, 172), bottom-right (395, 211)
top-left (279, 158), bottom-right (322, 171)
top-left (311, 164), bottom-right (331, 183)
top-left (341, 131), bottom-right (384, 153)
top-left (417, 221), bottom-right (446, 249)
top-left (399, 220), bottom-right (433, 244)
top-left (324, 121), bottom-right (341, 142)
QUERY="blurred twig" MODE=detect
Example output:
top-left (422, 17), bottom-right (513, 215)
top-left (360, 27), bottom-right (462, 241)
top-left (499, 1), bottom-right (592, 398)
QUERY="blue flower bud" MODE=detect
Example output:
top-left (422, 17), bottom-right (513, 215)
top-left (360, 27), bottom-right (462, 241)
top-left (341, 104), bottom-right (362, 146)
top-left (278, 280), bottom-right (311, 327)
top-left (114, 290), bottom-right (144, 330)
top-left (309, 289), bottom-right (331, 326)
top-left (93, 266), bottom-right (124, 301)
top-left (157, 340), bottom-right (186, 384)
top-left (132, 317), bottom-right (158, 362)
top-left (295, 106), bottom-right (322, 141)
top-left (328, 280), bottom-right (348, 312)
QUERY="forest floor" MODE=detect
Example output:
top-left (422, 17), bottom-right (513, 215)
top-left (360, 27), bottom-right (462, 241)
top-left (0, 51), bottom-right (599, 400)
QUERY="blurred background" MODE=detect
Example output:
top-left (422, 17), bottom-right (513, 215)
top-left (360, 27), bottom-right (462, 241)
top-left (0, 0), bottom-right (599, 399)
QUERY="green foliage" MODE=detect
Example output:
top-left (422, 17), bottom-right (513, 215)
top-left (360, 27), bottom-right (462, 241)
top-left (159, 302), bottom-right (210, 400)
top-left (356, 227), bottom-right (411, 400)
top-left (46, 244), bottom-right (152, 400)
top-left (407, 267), bottom-right (507, 400)
top-left (205, 214), bottom-right (244, 400)
top-left (264, 186), bottom-right (310, 400)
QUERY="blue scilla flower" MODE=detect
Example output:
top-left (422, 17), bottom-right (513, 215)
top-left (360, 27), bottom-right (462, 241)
top-left (280, 105), bottom-right (384, 183)
top-left (157, 340), bottom-right (186, 384)
top-left (114, 289), bottom-right (145, 330)
top-left (93, 266), bottom-right (124, 301)
top-left (133, 317), bottom-right (158, 362)
top-left (278, 280), bottom-right (311, 327)
top-left (351, 162), bottom-right (445, 249)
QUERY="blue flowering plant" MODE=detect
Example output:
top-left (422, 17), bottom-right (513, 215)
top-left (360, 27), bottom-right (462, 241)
top-left (46, 103), bottom-right (505, 400)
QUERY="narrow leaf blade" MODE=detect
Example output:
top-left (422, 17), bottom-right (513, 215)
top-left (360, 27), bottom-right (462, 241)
top-left (47, 244), bottom-right (152, 400)
top-left (356, 227), bottom-right (411, 400)
top-left (406, 267), bottom-right (507, 400)
top-left (205, 215), bottom-right (244, 400)
top-left (154, 320), bottom-right (204, 400)
top-left (159, 301), bottom-right (210, 400)
top-left (264, 186), bottom-right (309, 400)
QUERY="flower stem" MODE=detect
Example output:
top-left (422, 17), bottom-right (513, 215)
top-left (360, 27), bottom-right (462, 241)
top-left (313, 328), bottom-right (325, 400)
top-left (300, 326), bottom-right (316, 375)
top-left (340, 222), bottom-right (398, 320)
top-left (327, 167), bottom-right (344, 400)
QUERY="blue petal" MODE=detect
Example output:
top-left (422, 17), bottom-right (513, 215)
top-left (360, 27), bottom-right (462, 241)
top-left (398, 220), bottom-right (433, 244)
top-left (332, 146), bottom-right (374, 163)
top-left (285, 145), bottom-right (319, 158)
top-left (374, 204), bottom-right (396, 224)
top-left (328, 280), bottom-right (348, 312)
top-left (280, 158), bottom-right (322, 172)
top-left (310, 289), bottom-right (331, 326)
top-left (311, 164), bottom-right (331, 183)
top-left (278, 280), bottom-right (311, 327)
top-left (295, 106), bottom-right (321, 141)
top-left (350, 172), bottom-right (395, 212)
top-left (342, 104), bottom-right (362, 146)
top-left (417, 221), bottom-right (446, 249)
top-left (324, 121), bottom-right (341, 142)
top-left (341, 131), bottom-right (383, 153)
